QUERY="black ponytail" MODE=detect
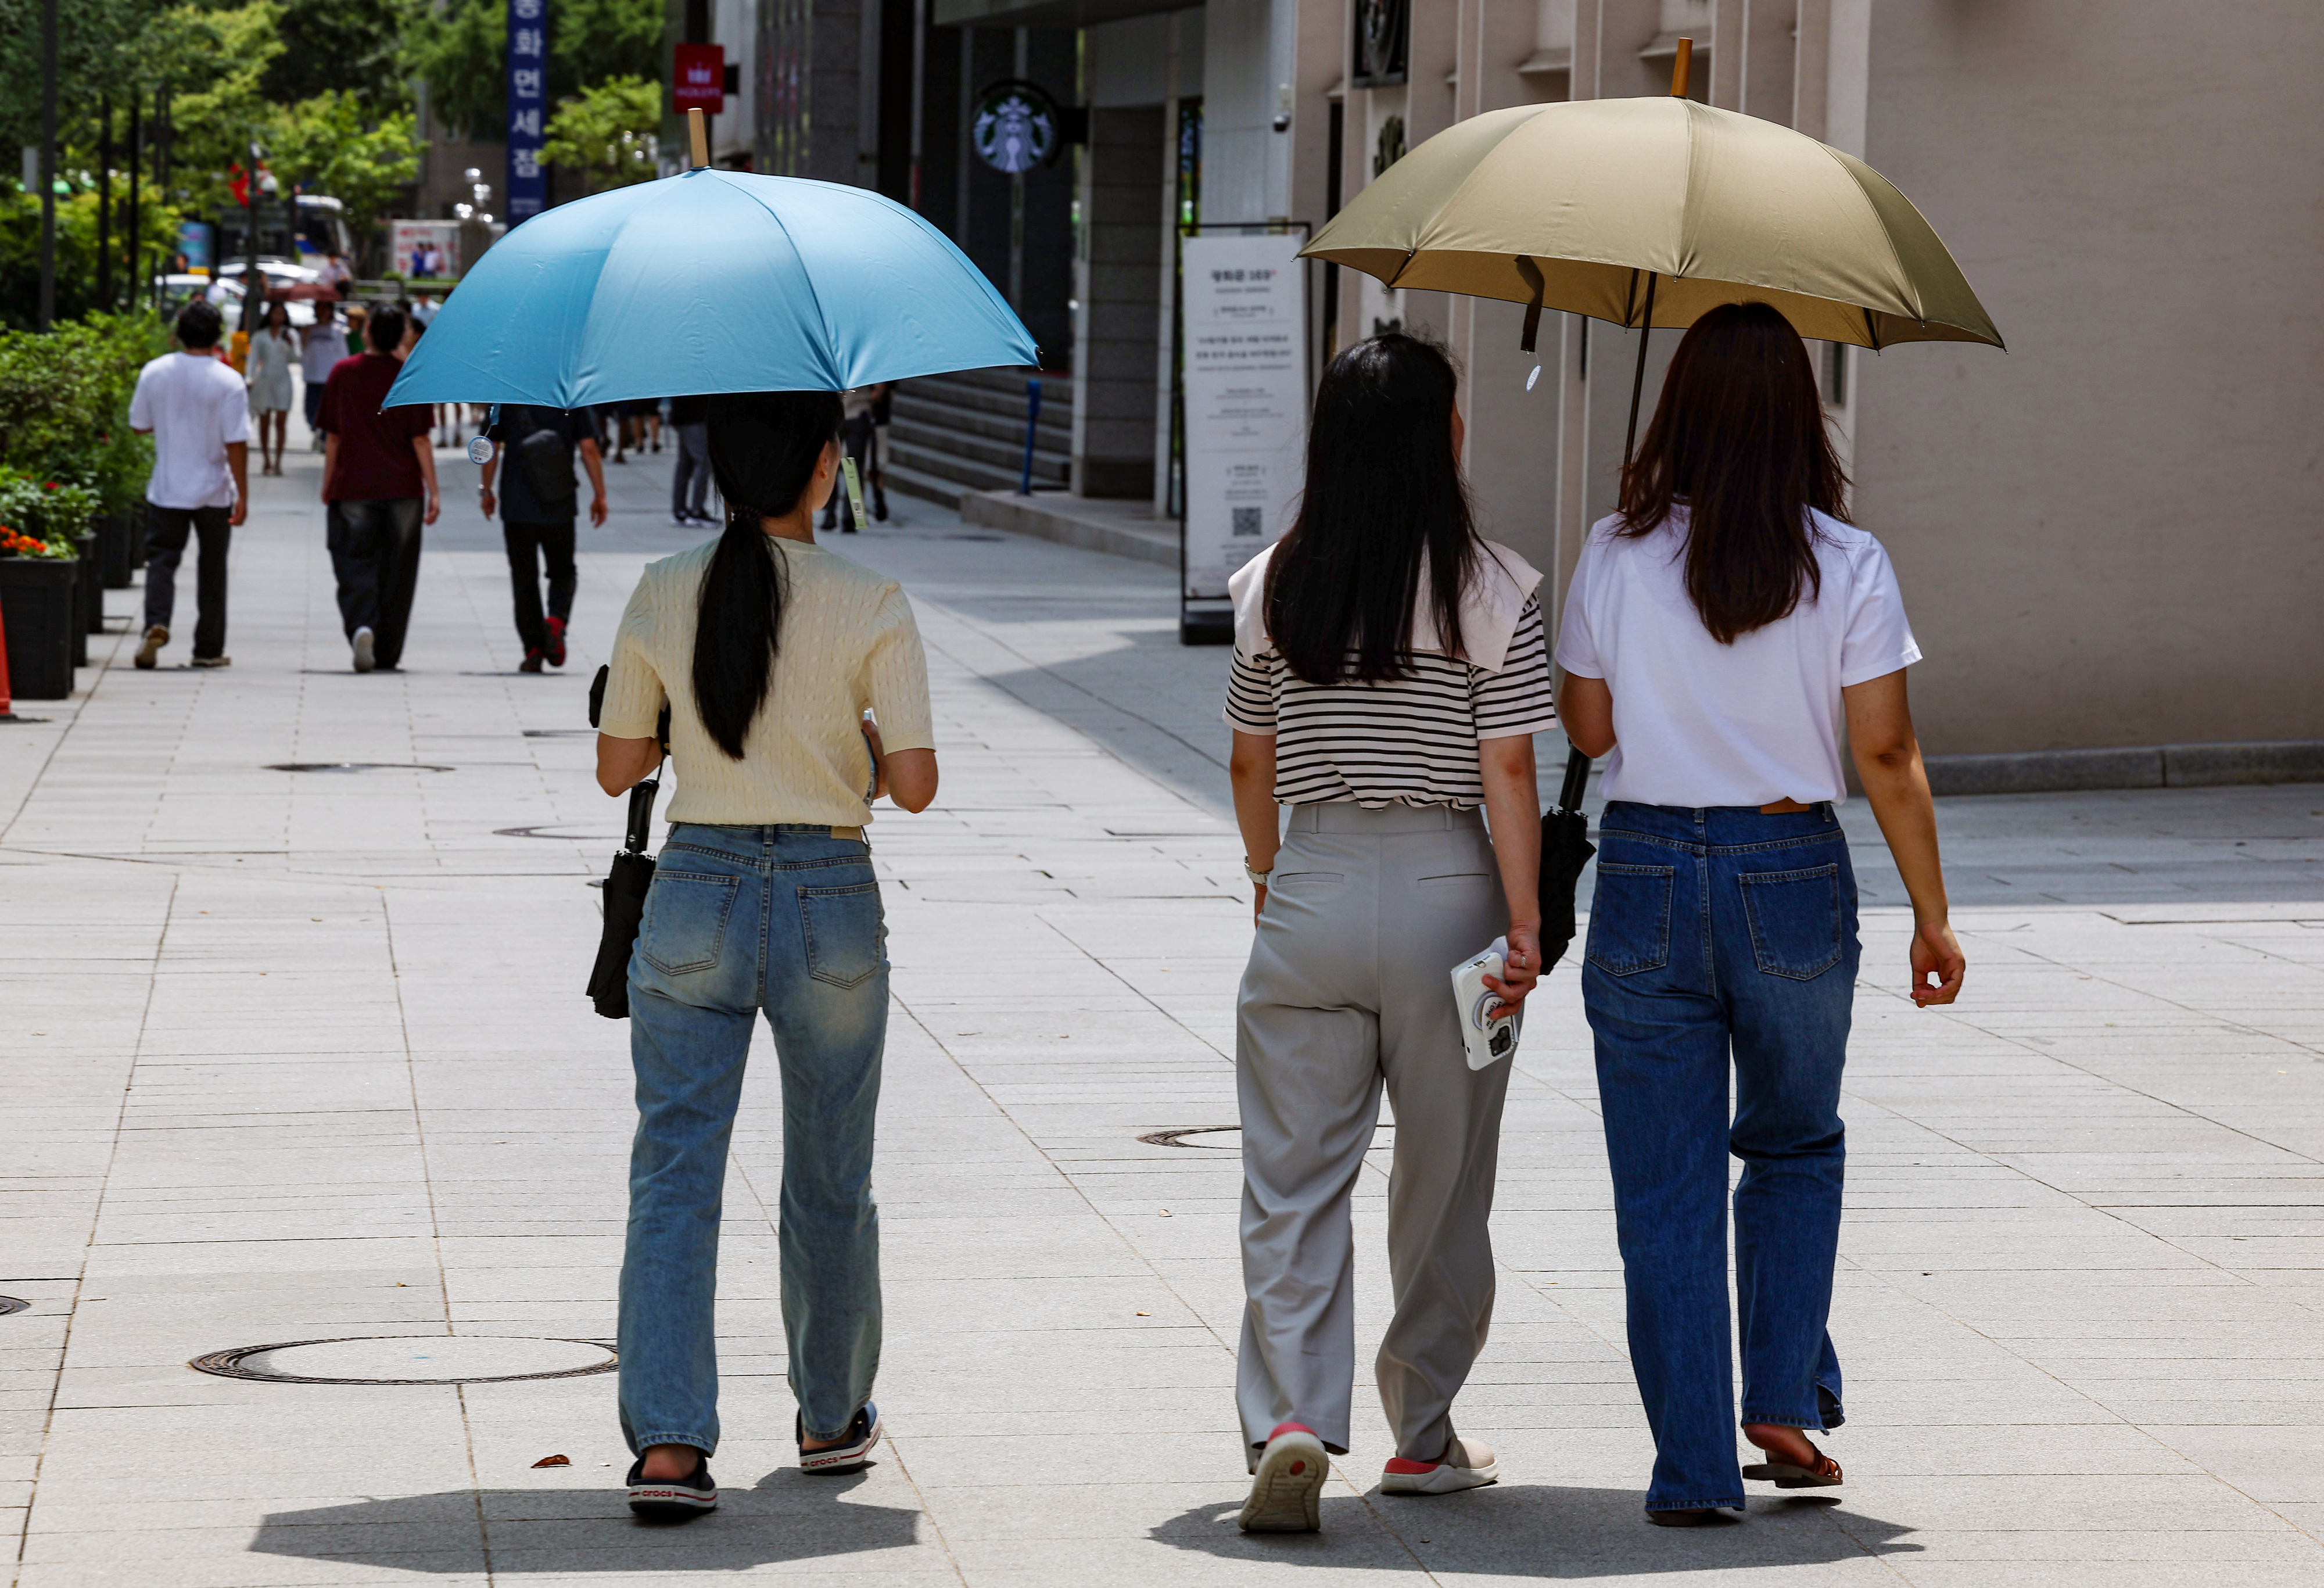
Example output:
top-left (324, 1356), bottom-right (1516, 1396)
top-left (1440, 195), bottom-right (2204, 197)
top-left (693, 390), bottom-right (843, 759)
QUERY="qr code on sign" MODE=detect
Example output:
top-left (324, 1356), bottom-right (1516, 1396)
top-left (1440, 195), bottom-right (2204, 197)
top-left (1230, 507), bottom-right (1263, 537)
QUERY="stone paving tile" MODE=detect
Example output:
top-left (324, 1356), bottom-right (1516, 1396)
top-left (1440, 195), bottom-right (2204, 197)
top-left (5, 439), bottom-right (2323, 1585)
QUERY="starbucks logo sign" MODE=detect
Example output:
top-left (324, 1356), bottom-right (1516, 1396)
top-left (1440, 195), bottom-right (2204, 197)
top-left (973, 80), bottom-right (1061, 175)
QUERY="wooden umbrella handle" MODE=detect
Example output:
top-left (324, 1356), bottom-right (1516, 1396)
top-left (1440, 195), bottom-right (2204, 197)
top-left (1670, 37), bottom-right (1693, 98)
top-left (688, 107), bottom-right (710, 169)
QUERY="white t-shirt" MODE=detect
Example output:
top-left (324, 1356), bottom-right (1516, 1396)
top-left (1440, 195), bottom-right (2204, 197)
top-left (1554, 508), bottom-right (1920, 807)
top-left (129, 352), bottom-right (252, 510)
top-left (300, 322), bottom-right (349, 383)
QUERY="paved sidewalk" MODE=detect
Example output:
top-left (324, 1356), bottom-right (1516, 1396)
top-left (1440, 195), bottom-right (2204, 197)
top-left (3, 436), bottom-right (2322, 1586)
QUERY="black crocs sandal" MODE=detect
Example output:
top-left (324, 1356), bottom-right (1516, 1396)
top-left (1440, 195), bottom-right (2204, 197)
top-left (626, 1453), bottom-right (716, 1518)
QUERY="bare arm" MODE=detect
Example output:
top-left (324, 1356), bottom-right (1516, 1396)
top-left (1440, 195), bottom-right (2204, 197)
top-left (1229, 730), bottom-right (1280, 923)
top-left (596, 734), bottom-right (663, 797)
top-left (860, 720), bottom-right (939, 812)
top-left (1843, 668), bottom-right (1964, 1008)
top-left (579, 437), bottom-right (608, 526)
top-left (322, 432), bottom-right (338, 500)
top-left (477, 445), bottom-right (498, 520)
top-left (412, 433), bottom-right (440, 525)
top-left (226, 442), bottom-right (249, 527)
top-left (1478, 734), bottom-right (1543, 1011)
top-left (1554, 671), bottom-right (1615, 757)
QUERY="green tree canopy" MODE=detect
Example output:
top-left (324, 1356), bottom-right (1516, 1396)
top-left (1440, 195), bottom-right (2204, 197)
top-left (540, 75), bottom-right (659, 193)
top-left (260, 0), bottom-right (410, 109)
top-left (403, 0), bottom-right (664, 144)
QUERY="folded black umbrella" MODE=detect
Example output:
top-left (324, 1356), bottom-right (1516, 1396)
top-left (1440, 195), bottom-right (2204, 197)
top-left (1538, 746), bottom-right (1595, 972)
top-left (584, 665), bottom-right (666, 1020)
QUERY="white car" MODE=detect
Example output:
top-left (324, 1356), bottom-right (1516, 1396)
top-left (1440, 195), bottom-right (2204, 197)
top-left (203, 273), bottom-right (319, 329)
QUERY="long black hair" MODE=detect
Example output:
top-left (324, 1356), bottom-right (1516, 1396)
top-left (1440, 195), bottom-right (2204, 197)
top-left (1618, 302), bottom-right (1850, 643)
top-left (1265, 333), bottom-right (1478, 683)
top-left (693, 390), bottom-right (842, 758)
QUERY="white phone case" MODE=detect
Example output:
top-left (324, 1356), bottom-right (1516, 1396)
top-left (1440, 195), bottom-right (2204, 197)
top-left (1451, 935), bottom-right (1522, 1070)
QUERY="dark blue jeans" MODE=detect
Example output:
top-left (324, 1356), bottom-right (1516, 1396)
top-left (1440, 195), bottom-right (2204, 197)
top-left (618, 823), bottom-right (888, 1457)
top-left (1581, 800), bottom-right (1858, 1513)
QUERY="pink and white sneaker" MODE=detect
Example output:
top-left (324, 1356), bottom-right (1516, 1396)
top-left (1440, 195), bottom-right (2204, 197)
top-left (1240, 1421), bottom-right (1329, 1532)
top-left (1381, 1435), bottom-right (1499, 1495)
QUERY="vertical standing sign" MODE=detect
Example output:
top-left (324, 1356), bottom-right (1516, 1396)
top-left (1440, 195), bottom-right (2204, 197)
top-left (1179, 230), bottom-right (1308, 635)
top-left (506, 0), bottom-right (548, 221)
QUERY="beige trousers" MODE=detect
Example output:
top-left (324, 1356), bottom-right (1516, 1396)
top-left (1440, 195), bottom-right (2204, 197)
top-left (1235, 801), bottom-right (1514, 1462)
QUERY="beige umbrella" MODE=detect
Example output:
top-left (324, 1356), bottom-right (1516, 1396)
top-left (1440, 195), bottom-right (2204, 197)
top-left (1303, 42), bottom-right (2002, 453)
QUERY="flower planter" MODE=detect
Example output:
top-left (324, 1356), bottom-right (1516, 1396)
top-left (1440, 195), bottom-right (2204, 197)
top-left (0, 556), bottom-right (79, 699)
top-left (95, 513), bottom-right (133, 589)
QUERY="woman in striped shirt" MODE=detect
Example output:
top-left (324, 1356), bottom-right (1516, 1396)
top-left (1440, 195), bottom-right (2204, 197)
top-left (1224, 334), bottom-right (1558, 1532)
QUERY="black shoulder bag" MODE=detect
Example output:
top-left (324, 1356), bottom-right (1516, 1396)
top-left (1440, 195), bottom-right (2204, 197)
top-left (1537, 746), bottom-right (1596, 972)
top-left (585, 664), bottom-right (665, 1020)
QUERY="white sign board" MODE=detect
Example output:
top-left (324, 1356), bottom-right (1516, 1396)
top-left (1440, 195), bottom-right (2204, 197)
top-left (390, 220), bottom-right (462, 280)
top-left (1181, 232), bottom-right (1308, 600)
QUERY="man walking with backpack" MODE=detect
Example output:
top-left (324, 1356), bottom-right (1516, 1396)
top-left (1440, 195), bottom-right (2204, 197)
top-left (479, 406), bottom-right (607, 671)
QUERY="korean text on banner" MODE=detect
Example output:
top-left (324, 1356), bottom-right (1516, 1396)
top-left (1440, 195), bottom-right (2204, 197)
top-left (1180, 232), bottom-right (1307, 600)
top-left (506, 0), bottom-right (548, 220)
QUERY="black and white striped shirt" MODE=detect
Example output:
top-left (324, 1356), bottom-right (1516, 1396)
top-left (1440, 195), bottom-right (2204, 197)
top-left (1225, 597), bottom-right (1559, 808)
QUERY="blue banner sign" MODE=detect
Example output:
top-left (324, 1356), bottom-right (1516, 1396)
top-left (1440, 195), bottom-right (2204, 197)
top-left (507, 0), bottom-right (548, 220)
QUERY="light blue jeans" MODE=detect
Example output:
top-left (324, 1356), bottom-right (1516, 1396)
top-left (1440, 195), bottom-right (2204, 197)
top-left (617, 822), bottom-right (887, 1457)
top-left (1582, 801), bottom-right (1857, 1513)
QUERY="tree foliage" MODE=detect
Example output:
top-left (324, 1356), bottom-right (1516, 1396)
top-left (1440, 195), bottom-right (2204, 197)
top-left (266, 92), bottom-right (421, 234)
top-left (540, 76), bottom-right (660, 193)
top-left (260, 0), bottom-right (410, 109)
top-left (403, 0), bottom-right (665, 143)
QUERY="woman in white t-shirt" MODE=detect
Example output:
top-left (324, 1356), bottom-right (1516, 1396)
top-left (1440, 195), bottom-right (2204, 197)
top-left (1554, 302), bottom-right (1964, 1526)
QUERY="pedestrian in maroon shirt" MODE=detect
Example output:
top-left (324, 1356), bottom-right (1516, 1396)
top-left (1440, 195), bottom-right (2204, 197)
top-left (318, 307), bottom-right (439, 672)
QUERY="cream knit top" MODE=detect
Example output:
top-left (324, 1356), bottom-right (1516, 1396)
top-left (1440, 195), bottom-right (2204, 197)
top-left (600, 536), bottom-right (935, 827)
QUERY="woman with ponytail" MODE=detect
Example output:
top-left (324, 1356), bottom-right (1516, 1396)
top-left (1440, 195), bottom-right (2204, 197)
top-left (594, 390), bottom-right (938, 1518)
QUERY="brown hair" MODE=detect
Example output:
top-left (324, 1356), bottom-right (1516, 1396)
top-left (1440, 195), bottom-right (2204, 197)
top-left (1618, 301), bottom-right (1850, 644)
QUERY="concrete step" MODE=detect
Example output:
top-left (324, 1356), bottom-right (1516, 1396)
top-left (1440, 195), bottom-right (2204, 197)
top-left (891, 414), bottom-right (1071, 478)
top-left (890, 436), bottom-right (1067, 497)
top-left (896, 372), bottom-right (1073, 435)
top-left (890, 395), bottom-right (1070, 451)
top-left (884, 460), bottom-right (966, 510)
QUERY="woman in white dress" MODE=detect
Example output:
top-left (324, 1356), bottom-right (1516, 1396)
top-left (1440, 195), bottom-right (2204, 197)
top-left (245, 302), bottom-right (296, 475)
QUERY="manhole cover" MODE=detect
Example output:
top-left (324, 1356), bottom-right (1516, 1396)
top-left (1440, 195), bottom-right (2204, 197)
top-left (1138, 1125), bottom-right (1393, 1149)
top-left (264, 763), bottom-right (454, 774)
top-left (0, 1296), bottom-right (27, 1315)
top-left (190, 1335), bottom-right (615, 1385)
top-left (1138, 1126), bottom-right (1240, 1148)
top-left (496, 825), bottom-right (624, 841)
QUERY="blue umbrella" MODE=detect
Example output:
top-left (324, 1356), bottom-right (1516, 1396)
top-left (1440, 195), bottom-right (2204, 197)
top-left (385, 169), bottom-right (1039, 408)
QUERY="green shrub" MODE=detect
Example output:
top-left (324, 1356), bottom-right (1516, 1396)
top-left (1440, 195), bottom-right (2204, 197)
top-left (0, 311), bottom-right (166, 513)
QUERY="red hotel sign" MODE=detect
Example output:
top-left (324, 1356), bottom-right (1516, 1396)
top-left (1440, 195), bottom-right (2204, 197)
top-left (674, 44), bottom-right (725, 115)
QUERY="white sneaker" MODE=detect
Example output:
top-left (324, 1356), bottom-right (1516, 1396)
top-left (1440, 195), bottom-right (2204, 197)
top-left (1380, 1435), bottom-right (1498, 1496)
top-left (352, 626), bottom-right (376, 673)
top-left (1240, 1422), bottom-right (1328, 1532)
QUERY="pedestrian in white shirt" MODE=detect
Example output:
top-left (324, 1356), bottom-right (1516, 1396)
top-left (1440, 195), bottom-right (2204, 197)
top-left (1553, 301), bottom-right (1965, 1525)
top-left (128, 300), bottom-right (250, 669)
top-left (300, 300), bottom-right (349, 452)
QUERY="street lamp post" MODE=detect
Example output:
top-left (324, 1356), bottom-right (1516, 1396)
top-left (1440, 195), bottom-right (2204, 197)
top-left (242, 138), bottom-right (262, 334)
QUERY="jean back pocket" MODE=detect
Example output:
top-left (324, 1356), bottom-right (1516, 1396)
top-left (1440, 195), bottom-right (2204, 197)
top-left (1738, 863), bottom-right (1843, 980)
top-left (640, 870), bottom-right (741, 976)
top-left (1587, 862), bottom-right (1675, 977)
top-left (799, 880), bottom-right (885, 988)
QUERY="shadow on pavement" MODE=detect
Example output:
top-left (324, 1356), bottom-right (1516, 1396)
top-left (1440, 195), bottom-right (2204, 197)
top-left (249, 1467), bottom-right (926, 1574)
top-left (1149, 1487), bottom-right (1920, 1574)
